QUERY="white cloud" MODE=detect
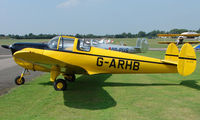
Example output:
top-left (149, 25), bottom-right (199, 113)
top-left (56, 0), bottom-right (80, 8)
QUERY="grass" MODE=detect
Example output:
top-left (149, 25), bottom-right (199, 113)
top-left (0, 51), bottom-right (200, 120)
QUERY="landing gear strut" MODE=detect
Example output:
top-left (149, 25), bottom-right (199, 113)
top-left (53, 74), bottom-right (76, 91)
top-left (63, 74), bottom-right (76, 82)
top-left (15, 69), bottom-right (29, 85)
top-left (50, 66), bottom-right (76, 91)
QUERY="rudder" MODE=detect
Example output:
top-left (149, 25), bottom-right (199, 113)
top-left (165, 43), bottom-right (179, 62)
top-left (178, 43), bottom-right (197, 76)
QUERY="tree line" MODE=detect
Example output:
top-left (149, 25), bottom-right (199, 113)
top-left (1, 28), bottom-right (200, 39)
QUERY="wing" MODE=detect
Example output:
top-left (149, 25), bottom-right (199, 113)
top-left (184, 41), bottom-right (200, 44)
top-left (13, 49), bottom-right (88, 75)
top-left (157, 34), bottom-right (200, 37)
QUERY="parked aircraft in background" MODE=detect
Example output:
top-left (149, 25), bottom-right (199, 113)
top-left (157, 32), bottom-right (200, 45)
top-left (1, 36), bottom-right (196, 91)
top-left (98, 39), bottom-right (114, 44)
top-left (87, 38), bottom-right (148, 53)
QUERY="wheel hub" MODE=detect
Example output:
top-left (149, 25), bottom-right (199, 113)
top-left (17, 78), bottom-right (22, 84)
top-left (57, 82), bottom-right (63, 89)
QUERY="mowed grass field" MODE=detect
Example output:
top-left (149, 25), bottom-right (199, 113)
top-left (0, 38), bottom-right (200, 120)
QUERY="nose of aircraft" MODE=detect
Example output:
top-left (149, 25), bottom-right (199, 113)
top-left (1, 42), bottom-right (49, 55)
top-left (1, 44), bottom-right (17, 54)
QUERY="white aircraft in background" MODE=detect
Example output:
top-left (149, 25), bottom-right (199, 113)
top-left (87, 38), bottom-right (148, 53)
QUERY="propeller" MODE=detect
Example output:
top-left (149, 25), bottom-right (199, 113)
top-left (1, 45), bottom-right (10, 49)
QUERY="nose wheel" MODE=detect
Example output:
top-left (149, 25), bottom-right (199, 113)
top-left (15, 76), bottom-right (25, 85)
top-left (15, 69), bottom-right (29, 85)
top-left (54, 79), bottom-right (67, 91)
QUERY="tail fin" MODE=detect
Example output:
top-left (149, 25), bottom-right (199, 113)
top-left (165, 43), bottom-right (179, 62)
top-left (178, 43), bottom-right (197, 76)
top-left (136, 38), bottom-right (148, 52)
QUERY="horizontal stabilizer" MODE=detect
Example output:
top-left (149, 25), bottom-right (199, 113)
top-left (161, 60), bottom-right (177, 65)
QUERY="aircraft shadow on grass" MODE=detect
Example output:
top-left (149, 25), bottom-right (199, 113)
top-left (40, 76), bottom-right (200, 110)
top-left (180, 79), bottom-right (200, 91)
top-left (62, 74), bottom-right (116, 110)
top-left (62, 74), bottom-right (182, 110)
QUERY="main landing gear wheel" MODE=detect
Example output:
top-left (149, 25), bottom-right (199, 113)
top-left (64, 74), bottom-right (76, 82)
top-left (54, 79), bottom-right (67, 91)
top-left (15, 76), bottom-right (25, 85)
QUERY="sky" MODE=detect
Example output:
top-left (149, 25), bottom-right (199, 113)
top-left (0, 0), bottom-right (200, 35)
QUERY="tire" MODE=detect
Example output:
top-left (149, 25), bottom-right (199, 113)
top-left (15, 76), bottom-right (25, 85)
top-left (54, 79), bottom-right (67, 91)
top-left (64, 74), bottom-right (76, 82)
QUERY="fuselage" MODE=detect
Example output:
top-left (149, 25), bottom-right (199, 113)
top-left (12, 37), bottom-right (177, 75)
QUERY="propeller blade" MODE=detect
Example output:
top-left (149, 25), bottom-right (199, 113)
top-left (1, 45), bottom-right (10, 49)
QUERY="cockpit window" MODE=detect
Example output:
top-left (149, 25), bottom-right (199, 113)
top-left (77, 39), bottom-right (91, 52)
top-left (48, 36), bottom-right (91, 52)
top-left (59, 37), bottom-right (74, 51)
top-left (48, 36), bottom-right (59, 49)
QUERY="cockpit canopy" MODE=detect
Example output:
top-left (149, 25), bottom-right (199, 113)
top-left (48, 36), bottom-right (91, 52)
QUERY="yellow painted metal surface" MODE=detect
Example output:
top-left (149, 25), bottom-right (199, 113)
top-left (50, 66), bottom-right (60, 82)
top-left (57, 82), bottom-right (63, 89)
top-left (178, 43), bottom-right (196, 76)
top-left (57, 36), bottom-right (61, 50)
top-left (158, 34), bottom-right (200, 37)
top-left (165, 43), bottom-right (179, 62)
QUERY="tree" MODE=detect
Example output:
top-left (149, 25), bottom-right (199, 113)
top-left (127, 33), bottom-right (132, 38)
top-left (196, 28), bottom-right (200, 33)
top-left (75, 34), bottom-right (82, 38)
top-left (169, 29), bottom-right (188, 34)
top-left (137, 31), bottom-right (146, 37)
top-left (147, 30), bottom-right (166, 38)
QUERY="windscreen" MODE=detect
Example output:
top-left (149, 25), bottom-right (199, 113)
top-left (48, 36), bottom-right (59, 49)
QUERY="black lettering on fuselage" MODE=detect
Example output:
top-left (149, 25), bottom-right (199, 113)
top-left (109, 59), bottom-right (116, 68)
top-left (125, 60), bottom-right (132, 70)
top-left (118, 60), bottom-right (125, 69)
top-left (133, 62), bottom-right (140, 70)
top-left (96, 56), bottom-right (140, 71)
top-left (97, 57), bottom-right (104, 66)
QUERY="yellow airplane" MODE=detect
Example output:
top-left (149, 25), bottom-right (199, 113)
top-left (1, 36), bottom-right (197, 91)
top-left (157, 34), bottom-right (200, 45)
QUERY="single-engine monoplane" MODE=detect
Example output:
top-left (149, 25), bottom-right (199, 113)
top-left (1, 36), bottom-right (197, 91)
